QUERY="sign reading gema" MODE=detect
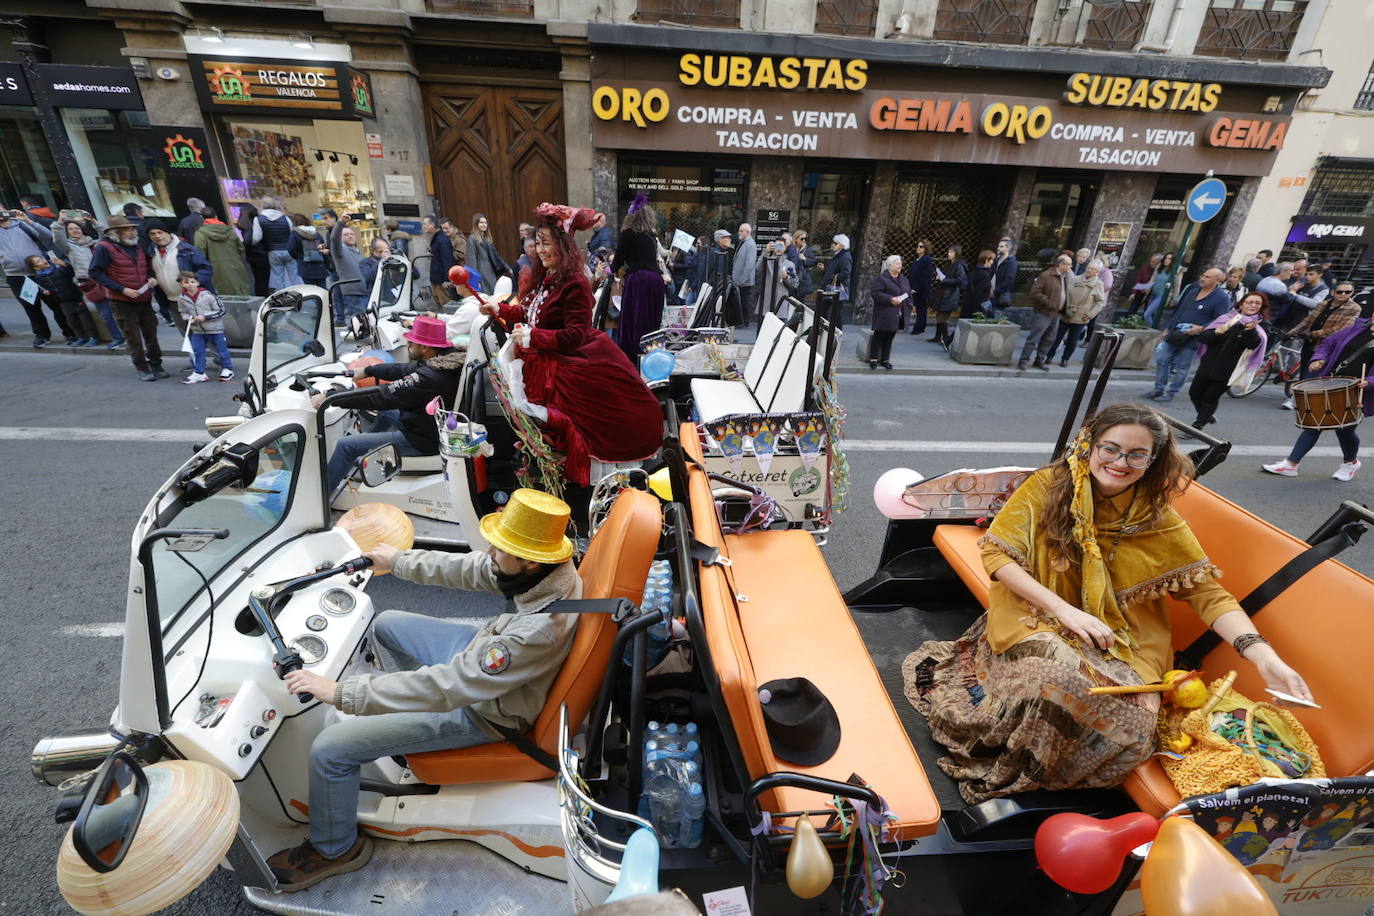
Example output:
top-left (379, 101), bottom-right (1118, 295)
top-left (190, 56), bottom-right (371, 118)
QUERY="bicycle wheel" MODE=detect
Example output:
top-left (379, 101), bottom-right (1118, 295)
top-left (1228, 356), bottom-right (1274, 397)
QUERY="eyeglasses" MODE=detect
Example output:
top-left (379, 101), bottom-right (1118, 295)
top-left (1095, 443), bottom-right (1155, 469)
top-left (1335, 289), bottom-right (1354, 295)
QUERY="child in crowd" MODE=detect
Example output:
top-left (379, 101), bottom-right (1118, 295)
top-left (177, 270), bottom-right (235, 384)
top-left (25, 254), bottom-right (100, 346)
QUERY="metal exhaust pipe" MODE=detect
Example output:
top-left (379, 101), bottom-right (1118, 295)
top-left (31, 730), bottom-right (121, 787)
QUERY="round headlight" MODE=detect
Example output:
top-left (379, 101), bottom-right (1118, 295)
top-left (320, 588), bottom-right (356, 616)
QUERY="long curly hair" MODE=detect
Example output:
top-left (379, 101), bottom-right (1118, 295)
top-left (519, 219), bottom-right (589, 296)
top-left (622, 203), bottom-right (658, 236)
top-left (1040, 403), bottom-right (1194, 564)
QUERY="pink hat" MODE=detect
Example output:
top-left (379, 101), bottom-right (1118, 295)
top-left (403, 315), bottom-right (451, 349)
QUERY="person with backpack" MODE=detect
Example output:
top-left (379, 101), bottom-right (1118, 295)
top-left (288, 214), bottom-right (328, 288)
top-left (251, 196), bottom-right (299, 291)
top-left (88, 215), bottom-right (168, 380)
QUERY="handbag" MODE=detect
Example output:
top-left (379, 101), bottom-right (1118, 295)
top-left (1156, 676), bottom-right (1324, 799)
top-left (1228, 350), bottom-right (1259, 389)
top-left (77, 277), bottom-right (108, 304)
top-left (1165, 328), bottom-right (1191, 347)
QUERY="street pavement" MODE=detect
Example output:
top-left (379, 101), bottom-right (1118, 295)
top-left (1, 304), bottom-right (1370, 914)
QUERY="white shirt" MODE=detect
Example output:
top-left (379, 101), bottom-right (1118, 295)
top-left (151, 242), bottom-right (183, 297)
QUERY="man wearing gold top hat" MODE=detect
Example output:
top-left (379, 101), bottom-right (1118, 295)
top-left (273, 489), bottom-right (581, 890)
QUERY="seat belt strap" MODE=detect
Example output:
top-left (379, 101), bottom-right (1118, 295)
top-left (489, 721), bottom-right (559, 772)
top-left (1176, 521), bottom-right (1364, 669)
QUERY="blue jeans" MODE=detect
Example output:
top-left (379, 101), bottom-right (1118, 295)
top-left (309, 610), bottom-right (495, 856)
top-left (1153, 337), bottom-right (1201, 398)
top-left (268, 249), bottom-right (300, 292)
top-left (190, 332), bottom-right (233, 374)
top-left (326, 410), bottom-right (425, 497)
top-left (94, 297), bottom-right (125, 344)
top-left (1144, 291), bottom-right (1167, 328)
top-left (1288, 426), bottom-right (1360, 464)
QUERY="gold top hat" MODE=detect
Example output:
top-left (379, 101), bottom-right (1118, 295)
top-left (479, 488), bottom-right (574, 564)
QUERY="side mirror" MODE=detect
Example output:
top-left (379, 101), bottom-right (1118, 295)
top-left (355, 443), bottom-right (401, 488)
top-left (302, 339), bottom-right (325, 357)
top-left (348, 313), bottom-right (370, 340)
top-left (69, 751), bottom-right (149, 872)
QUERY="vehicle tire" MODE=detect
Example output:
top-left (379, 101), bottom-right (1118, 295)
top-left (1228, 361), bottom-right (1273, 398)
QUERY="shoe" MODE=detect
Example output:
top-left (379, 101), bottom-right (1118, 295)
top-left (1059, 358), bottom-right (1070, 368)
top-left (151, 365), bottom-right (171, 379)
top-left (868, 359), bottom-right (878, 369)
top-left (81, 338), bottom-right (98, 347)
top-left (1280, 397), bottom-right (1295, 410)
top-left (32, 337), bottom-right (48, 349)
top-left (182, 372), bottom-right (209, 384)
top-left (138, 370), bottom-right (157, 381)
top-left (65, 337), bottom-right (79, 346)
top-left (219, 368), bottom-right (236, 381)
top-left (163, 318), bottom-right (176, 327)
top-left (1262, 460), bottom-right (1299, 477)
top-left (1017, 360), bottom-right (1028, 371)
top-left (1039, 362), bottom-right (1051, 372)
top-left (268, 834), bottom-right (373, 892)
top-left (107, 340), bottom-right (125, 350)
top-left (1156, 394), bottom-right (1174, 403)
top-left (1142, 389), bottom-right (1162, 400)
top-left (926, 336), bottom-right (941, 343)
top-left (1031, 360), bottom-right (1045, 370)
top-left (882, 361), bottom-right (893, 370)
top-left (1334, 460), bottom-right (1361, 482)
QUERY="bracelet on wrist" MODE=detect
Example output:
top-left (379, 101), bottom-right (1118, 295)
top-left (1232, 632), bottom-right (1269, 658)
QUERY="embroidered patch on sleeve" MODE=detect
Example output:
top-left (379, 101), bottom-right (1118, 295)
top-left (479, 641), bottom-right (511, 674)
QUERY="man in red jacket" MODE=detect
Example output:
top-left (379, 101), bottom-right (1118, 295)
top-left (89, 215), bottom-right (168, 381)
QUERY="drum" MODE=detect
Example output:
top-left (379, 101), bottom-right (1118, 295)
top-left (1291, 377), bottom-right (1364, 430)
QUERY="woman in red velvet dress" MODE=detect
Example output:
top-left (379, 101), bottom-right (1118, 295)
top-left (481, 203), bottom-right (663, 487)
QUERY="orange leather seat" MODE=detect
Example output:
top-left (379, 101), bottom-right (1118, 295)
top-left (407, 488), bottom-right (662, 785)
top-left (933, 484), bottom-right (1374, 816)
top-left (683, 425), bottom-right (940, 840)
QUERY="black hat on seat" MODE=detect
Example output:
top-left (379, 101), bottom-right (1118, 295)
top-left (758, 677), bottom-right (841, 767)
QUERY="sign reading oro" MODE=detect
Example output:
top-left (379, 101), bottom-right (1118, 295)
top-left (591, 57), bottom-right (1289, 176)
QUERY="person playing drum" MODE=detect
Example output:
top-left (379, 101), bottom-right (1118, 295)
top-left (1263, 295), bottom-right (1374, 482)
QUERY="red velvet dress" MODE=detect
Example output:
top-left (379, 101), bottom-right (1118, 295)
top-left (497, 272), bottom-right (663, 484)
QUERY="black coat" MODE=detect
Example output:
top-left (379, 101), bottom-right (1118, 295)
top-left (792, 244), bottom-right (817, 296)
top-left (937, 259), bottom-right (968, 313)
top-left (611, 230), bottom-right (659, 275)
top-left (329, 351), bottom-right (466, 454)
top-left (820, 249), bottom-right (852, 294)
top-left (907, 254), bottom-right (934, 307)
top-left (1195, 321), bottom-right (1261, 382)
top-left (870, 271), bottom-right (910, 332)
top-left (967, 264), bottom-right (993, 316)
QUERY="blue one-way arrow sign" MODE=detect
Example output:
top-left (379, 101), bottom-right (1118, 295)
top-left (1187, 177), bottom-right (1228, 223)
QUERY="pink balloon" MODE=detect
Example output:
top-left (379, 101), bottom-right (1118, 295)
top-left (873, 467), bottom-right (925, 519)
top-left (1036, 812), bottom-right (1160, 895)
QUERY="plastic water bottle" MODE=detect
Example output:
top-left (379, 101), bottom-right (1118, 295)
top-left (683, 740), bottom-right (701, 769)
top-left (646, 721), bottom-right (663, 742)
top-left (661, 723), bottom-right (680, 745)
top-left (680, 782), bottom-right (705, 848)
top-left (684, 722), bottom-right (700, 746)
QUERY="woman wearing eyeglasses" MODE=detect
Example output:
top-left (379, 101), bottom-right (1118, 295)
top-left (903, 403), bottom-right (1312, 803)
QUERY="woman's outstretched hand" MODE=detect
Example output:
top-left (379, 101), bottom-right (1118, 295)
top-left (1252, 652), bottom-right (1316, 706)
top-left (1050, 602), bottom-right (1117, 651)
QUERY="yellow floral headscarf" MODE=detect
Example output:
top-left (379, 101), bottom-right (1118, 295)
top-left (982, 427), bottom-right (1221, 669)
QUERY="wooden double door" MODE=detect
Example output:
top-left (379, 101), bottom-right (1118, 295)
top-left (423, 83), bottom-right (567, 263)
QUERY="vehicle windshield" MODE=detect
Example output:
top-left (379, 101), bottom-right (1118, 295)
top-left (264, 294), bottom-right (324, 377)
top-left (376, 260), bottom-right (408, 311)
top-left (152, 429), bottom-right (304, 632)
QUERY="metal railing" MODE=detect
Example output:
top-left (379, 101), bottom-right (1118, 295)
top-left (1194, 0), bottom-right (1308, 62)
top-left (634, 0), bottom-right (740, 28)
top-left (1079, 0), bottom-right (1153, 51)
top-left (932, 0), bottom-right (1034, 44)
top-left (427, 0), bottom-right (534, 16)
top-left (815, 0), bottom-right (879, 36)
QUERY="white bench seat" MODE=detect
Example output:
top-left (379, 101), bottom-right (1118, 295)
top-left (691, 313), bottom-right (812, 424)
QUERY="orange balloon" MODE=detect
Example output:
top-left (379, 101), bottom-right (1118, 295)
top-left (347, 355), bottom-right (384, 387)
top-left (1141, 817), bottom-right (1278, 916)
top-left (336, 503), bottom-right (415, 575)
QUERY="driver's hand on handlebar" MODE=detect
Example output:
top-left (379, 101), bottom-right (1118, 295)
top-left (351, 366), bottom-right (370, 381)
top-left (310, 392), bottom-right (326, 409)
top-left (364, 543), bottom-right (401, 575)
top-left (284, 670), bottom-right (339, 705)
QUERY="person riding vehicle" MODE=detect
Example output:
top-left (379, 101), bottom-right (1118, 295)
top-left (904, 403), bottom-right (1313, 803)
top-left (315, 314), bottom-right (464, 499)
top-left (270, 488), bottom-right (581, 890)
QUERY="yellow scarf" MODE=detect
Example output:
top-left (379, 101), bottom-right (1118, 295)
top-left (982, 429), bottom-right (1221, 669)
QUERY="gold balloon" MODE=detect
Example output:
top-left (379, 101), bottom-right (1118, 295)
top-left (1141, 816), bottom-right (1278, 916)
top-left (57, 761), bottom-right (239, 916)
top-left (786, 816), bottom-right (833, 899)
top-left (336, 503), bottom-right (416, 575)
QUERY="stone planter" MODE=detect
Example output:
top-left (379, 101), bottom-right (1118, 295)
top-left (950, 318), bottom-right (1021, 366)
top-left (1097, 327), bottom-right (1160, 370)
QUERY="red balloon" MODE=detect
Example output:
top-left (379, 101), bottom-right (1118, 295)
top-left (1035, 812), bottom-right (1160, 894)
top-left (346, 355), bottom-right (384, 388)
top-left (448, 265), bottom-right (470, 287)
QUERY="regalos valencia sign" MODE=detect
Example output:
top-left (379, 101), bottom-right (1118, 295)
top-left (591, 57), bottom-right (1289, 176)
top-left (190, 56), bottom-right (374, 120)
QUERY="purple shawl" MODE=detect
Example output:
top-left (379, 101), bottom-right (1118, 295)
top-left (1198, 309), bottom-right (1267, 372)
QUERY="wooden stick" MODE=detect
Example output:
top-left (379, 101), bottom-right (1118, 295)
top-left (1088, 682), bottom-right (1173, 696)
top-left (1197, 670), bottom-right (1238, 720)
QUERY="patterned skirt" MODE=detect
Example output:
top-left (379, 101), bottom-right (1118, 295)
top-left (902, 614), bottom-right (1159, 805)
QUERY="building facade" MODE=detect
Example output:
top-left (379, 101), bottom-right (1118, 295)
top-left (0, 0), bottom-right (1339, 300)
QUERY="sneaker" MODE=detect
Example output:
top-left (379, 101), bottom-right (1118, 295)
top-left (1017, 359), bottom-right (1028, 371)
top-left (32, 337), bottom-right (48, 349)
top-left (268, 834), bottom-right (373, 892)
top-left (107, 340), bottom-right (125, 350)
top-left (219, 368), bottom-right (236, 381)
top-left (64, 337), bottom-right (79, 346)
top-left (1141, 389), bottom-right (1162, 400)
top-left (151, 366), bottom-right (171, 379)
top-left (1280, 397), bottom-right (1295, 410)
top-left (1038, 362), bottom-right (1051, 372)
top-left (1262, 460), bottom-right (1299, 477)
top-left (1156, 394), bottom-right (1174, 403)
top-left (1059, 358), bottom-right (1070, 367)
top-left (1334, 460), bottom-right (1361, 482)
top-left (182, 372), bottom-right (210, 384)
top-left (138, 370), bottom-right (157, 381)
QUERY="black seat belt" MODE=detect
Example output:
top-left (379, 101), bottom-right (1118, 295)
top-left (1176, 521), bottom-right (1365, 669)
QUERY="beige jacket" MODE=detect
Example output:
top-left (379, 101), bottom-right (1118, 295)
top-left (1062, 274), bottom-right (1106, 324)
top-left (336, 550), bottom-right (582, 736)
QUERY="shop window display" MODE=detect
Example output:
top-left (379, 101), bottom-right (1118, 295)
top-left (222, 117), bottom-right (376, 242)
top-left (617, 158), bottom-right (749, 241)
top-left (62, 108), bottom-right (175, 220)
top-left (0, 108), bottom-right (65, 210)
